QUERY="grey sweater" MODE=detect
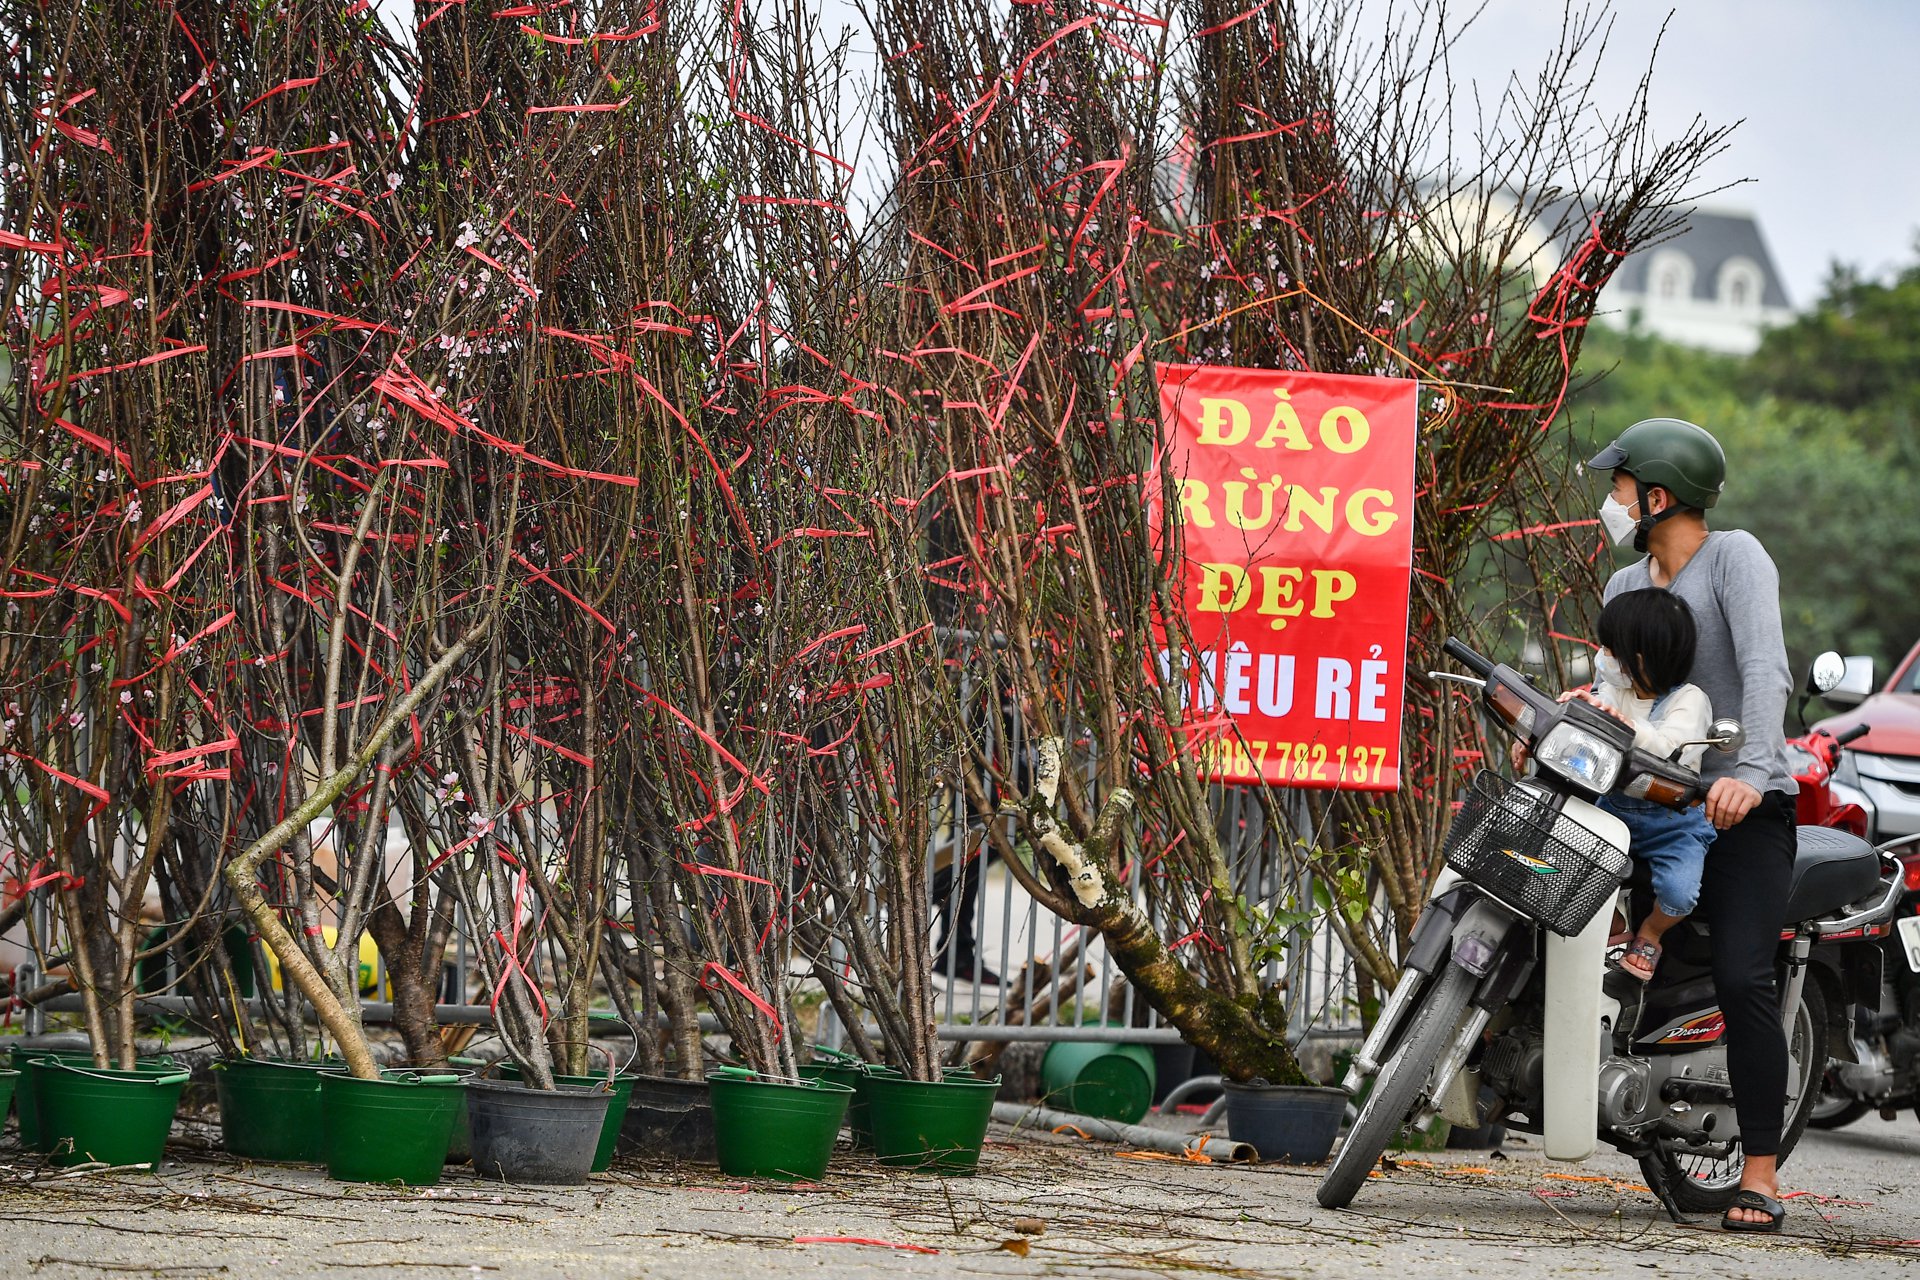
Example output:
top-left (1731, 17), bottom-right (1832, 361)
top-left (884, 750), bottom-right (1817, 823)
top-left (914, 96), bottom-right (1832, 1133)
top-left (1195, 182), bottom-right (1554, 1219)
top-left (1604, 530), bottom-right (1797, 796)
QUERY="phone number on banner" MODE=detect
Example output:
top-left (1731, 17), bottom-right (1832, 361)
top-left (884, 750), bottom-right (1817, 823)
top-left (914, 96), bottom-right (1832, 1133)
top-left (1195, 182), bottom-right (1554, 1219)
top-left (1198, 740), bottom-right (1391, 786)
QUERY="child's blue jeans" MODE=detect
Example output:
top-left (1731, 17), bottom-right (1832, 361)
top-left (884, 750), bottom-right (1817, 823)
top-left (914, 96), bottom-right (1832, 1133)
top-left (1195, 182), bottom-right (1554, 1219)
top-left (1598, 795), bottom-right (1716, 918)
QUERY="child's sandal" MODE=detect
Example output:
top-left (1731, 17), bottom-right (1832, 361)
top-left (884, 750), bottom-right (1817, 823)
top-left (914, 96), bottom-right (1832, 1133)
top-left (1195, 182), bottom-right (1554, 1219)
top-left (1618, 937), bottom-right (1661, 982)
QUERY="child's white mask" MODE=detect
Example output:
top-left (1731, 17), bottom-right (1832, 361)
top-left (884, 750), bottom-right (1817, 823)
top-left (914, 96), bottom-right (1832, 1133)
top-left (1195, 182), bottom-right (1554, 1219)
top-left (1594, 649), bottom-right (1631, 690)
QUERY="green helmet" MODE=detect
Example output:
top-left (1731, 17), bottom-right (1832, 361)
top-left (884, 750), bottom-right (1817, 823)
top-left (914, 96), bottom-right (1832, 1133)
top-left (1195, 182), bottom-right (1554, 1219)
top-left (1587, 418), bottom-right (1725, 510)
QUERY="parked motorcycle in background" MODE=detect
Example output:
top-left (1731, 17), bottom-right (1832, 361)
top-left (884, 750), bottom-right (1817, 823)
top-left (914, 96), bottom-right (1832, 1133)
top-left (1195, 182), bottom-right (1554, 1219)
top-left (1793, 652), bottom-right (1920, 1128)
top-left (1318, 639), bottom-right (1903, 1220)
top-left (1787, 653), bottom-right (1873, 838)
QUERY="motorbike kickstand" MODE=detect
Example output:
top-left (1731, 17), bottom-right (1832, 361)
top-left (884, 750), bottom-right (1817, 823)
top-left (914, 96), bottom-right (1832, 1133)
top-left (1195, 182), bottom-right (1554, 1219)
top-left (1650, 1173), bottom-right (1698, 1226)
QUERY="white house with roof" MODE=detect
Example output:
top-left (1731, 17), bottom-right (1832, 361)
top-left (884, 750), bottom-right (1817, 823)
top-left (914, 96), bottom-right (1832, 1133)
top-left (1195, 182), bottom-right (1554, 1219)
top-left (1595, 207), bottom-right (1793, 354)
top-left (1417, 188), bottom-right (1794, 355)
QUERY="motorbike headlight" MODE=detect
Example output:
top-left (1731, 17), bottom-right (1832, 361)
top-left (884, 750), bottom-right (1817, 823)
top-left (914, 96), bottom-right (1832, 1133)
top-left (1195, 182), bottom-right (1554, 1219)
top-left (1533, 721), bottom-right (1623, 793)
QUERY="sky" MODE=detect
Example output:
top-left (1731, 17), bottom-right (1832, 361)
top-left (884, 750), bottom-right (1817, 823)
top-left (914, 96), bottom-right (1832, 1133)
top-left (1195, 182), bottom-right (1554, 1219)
top-left (805, 0), bottom-right (1920, 310)
top-left (1433, 0), bottom-right (1920, 308)
top-left (375, 0), bottom-right (1920, 311)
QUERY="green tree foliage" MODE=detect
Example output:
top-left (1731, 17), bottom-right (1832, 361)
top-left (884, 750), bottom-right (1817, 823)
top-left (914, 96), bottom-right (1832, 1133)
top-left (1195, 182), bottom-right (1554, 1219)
top-left (1566, 243), bottom-right (1920, 689)
top-left (1753, 250), bottom-right (1920, 424)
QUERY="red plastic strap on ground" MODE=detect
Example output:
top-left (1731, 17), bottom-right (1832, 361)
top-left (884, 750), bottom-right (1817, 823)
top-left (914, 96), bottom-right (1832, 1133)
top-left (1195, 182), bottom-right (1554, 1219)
top-left (792, 1237), bottom-right (939, 1255)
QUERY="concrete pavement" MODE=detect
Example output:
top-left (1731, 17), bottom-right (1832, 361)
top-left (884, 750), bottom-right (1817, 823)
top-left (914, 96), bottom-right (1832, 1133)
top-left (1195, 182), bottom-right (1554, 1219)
top-left (1, 1110), bottom-right (1915, 1278)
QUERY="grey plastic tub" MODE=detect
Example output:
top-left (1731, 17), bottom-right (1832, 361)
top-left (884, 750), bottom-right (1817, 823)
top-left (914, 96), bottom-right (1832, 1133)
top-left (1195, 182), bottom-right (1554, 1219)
top-left (466, 1078), bottom-right (613, 1185)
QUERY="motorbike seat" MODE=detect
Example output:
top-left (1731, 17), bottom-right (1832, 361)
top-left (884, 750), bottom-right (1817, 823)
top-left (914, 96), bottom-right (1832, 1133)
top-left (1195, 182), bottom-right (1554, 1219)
top-left (1785, 826), bottom-right (1881, 922)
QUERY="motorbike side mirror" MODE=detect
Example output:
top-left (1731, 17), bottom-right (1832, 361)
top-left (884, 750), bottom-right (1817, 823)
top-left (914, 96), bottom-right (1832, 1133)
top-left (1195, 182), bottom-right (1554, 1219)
top-left (1706, 718), bottom-right (1746, 754)
top-left (1821, 656), bottom-right (1875, 710)
top-left (1807, 651), bottom-right (1845, 695)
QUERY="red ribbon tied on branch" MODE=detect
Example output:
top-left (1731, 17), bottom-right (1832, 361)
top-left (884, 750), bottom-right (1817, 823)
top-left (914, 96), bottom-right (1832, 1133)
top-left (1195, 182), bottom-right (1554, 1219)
top-left (489, 865), bottom-right (550, 1026)
top-left (4, 856), bottom-right (85, 896)
top-left (700, 962), bottom-right (781, 1032)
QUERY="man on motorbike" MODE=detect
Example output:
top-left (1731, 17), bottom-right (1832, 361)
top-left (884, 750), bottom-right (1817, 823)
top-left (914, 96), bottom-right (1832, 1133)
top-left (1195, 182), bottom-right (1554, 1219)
top-left (1589, 417), bottom-right (1798, 1231)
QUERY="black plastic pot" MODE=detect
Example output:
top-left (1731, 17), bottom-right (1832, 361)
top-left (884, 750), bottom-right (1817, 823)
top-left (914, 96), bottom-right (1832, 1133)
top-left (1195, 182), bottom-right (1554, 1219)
top-left (1222, 1082), bottom-right (1347, 1164)
top-left (619, 1072), bottom-right (715, 1162)
top-left (466, 1078), bottom-right (613, 1185)
top-left (1151, 1042), bottom-right (1198, 1105)
top-left (441, 1058), bottom-right (484, 1163)
top-left (1447, 1119), bottom-right (1507, 1149)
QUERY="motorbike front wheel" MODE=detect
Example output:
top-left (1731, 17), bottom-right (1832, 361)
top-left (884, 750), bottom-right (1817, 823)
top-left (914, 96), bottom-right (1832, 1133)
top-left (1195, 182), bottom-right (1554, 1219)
top-left (1638, 974), bottom-right (1828, 1215)
top-left (1317, 962), bottom-right (1474, 1210)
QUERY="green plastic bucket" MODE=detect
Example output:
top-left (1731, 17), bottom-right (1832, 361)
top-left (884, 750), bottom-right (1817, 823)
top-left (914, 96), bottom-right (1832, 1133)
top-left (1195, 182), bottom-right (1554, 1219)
top-left (798, 1061), bottom-right (864, 1088)
top-left (495, 1065), bottom-right (634, 1172)
top-left (320, 1070), bottom-right (465, 1185)
top-left (37, 1061), bottom-right (191, 1168)
top-left (843, 1066), bottom-right (982, 1150)
top-left (798, 1060), bottom-right (864, 1105)
top-left (708, 1071), bottom-right (852, 1181)
top-left (1040, 1041), bottom-right (1156, 1123)
top-left (864, 1072), bottom-right (1001, 1173)
top-left (846, 1065), bottom-right (898, 1151)
top-left (15, 1052), bottom-right (179, 1154)
top-left (0, 1068), bottom-right (17, 1132)
top-left (215, 1058), bottom-right (334, 1162)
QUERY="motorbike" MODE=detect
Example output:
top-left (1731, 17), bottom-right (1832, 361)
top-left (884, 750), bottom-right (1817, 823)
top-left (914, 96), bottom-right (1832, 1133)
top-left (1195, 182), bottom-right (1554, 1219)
top-left (1786, 650), bottom-right (1872, 837)
top-left (1805, 842), bottom-right (1920, 1129)
top-left (1783, 656), bottom-right (1920, 1130)
top-left (1317, 638), bottom-right (1904, 1220)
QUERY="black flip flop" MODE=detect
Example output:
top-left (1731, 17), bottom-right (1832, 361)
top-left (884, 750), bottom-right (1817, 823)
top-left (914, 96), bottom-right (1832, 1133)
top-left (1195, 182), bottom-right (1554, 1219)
top-left (1721, 1189), bottom-right (1786, 1233)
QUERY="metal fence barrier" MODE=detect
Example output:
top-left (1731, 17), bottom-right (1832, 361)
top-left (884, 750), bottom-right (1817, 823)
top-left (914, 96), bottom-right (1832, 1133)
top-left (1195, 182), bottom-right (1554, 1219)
top-left (8, 632), bottom-right (1366, 1056)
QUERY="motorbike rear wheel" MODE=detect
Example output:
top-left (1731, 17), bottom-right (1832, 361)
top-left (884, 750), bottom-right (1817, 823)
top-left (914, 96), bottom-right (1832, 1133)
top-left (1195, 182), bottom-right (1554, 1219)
top-left (1638, 975), bottom-right (1827, 1215)
top-left (1806, 1070), bottom-right (1871, 1130)
top-left (1317, 962), bottom-right (1474, 1210)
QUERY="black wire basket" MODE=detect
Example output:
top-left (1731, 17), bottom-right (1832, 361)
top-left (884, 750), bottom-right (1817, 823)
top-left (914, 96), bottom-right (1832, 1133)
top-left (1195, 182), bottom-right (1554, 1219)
top-left (1442, 771), bottom-right (1630, 937)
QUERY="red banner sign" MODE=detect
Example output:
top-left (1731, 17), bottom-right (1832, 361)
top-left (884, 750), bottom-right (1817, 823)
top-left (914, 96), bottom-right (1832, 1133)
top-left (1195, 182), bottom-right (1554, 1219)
top-left (1156, 363), bottom-right (1418, 791)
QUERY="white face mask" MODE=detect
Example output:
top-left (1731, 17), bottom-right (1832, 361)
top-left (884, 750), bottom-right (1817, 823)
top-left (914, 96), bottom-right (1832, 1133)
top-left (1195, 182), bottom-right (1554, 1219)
top-left (1594, 649), bottom-right (1631, 690)
top-left (1599, 495), bottom-right (1637, 546)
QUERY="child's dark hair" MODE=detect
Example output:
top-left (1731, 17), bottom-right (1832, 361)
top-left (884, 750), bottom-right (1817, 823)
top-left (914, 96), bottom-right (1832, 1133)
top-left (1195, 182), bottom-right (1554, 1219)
top-left (1596, 588), bottom-right (1696, 695)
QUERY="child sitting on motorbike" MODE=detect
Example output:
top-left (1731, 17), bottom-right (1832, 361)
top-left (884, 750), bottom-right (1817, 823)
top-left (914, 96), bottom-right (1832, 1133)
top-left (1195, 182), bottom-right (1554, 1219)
top-left (1574, 588), bottom-right (1719, 980)
top-left (1513, 587), bottom-right (1717, 978)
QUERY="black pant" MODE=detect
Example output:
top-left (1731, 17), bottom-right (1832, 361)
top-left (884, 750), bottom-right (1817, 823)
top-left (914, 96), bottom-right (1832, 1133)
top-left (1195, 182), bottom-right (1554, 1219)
top-left (1696, 789), bottom-right (1795, 1158)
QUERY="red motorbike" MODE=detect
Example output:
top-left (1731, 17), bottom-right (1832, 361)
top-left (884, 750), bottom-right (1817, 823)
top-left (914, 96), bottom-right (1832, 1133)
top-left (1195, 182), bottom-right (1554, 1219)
top-left (1787, 721), bottom-right (1871, 836)
top-left (1793, 655), bottom-right (1920, 1129)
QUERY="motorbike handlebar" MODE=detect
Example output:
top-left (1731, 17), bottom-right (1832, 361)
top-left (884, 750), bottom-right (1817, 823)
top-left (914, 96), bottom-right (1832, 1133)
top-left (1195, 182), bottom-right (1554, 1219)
top-left (1442, 637), bottom-right (1494, 679)
top-left (1834, 723), bottom-right (1871, 748)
